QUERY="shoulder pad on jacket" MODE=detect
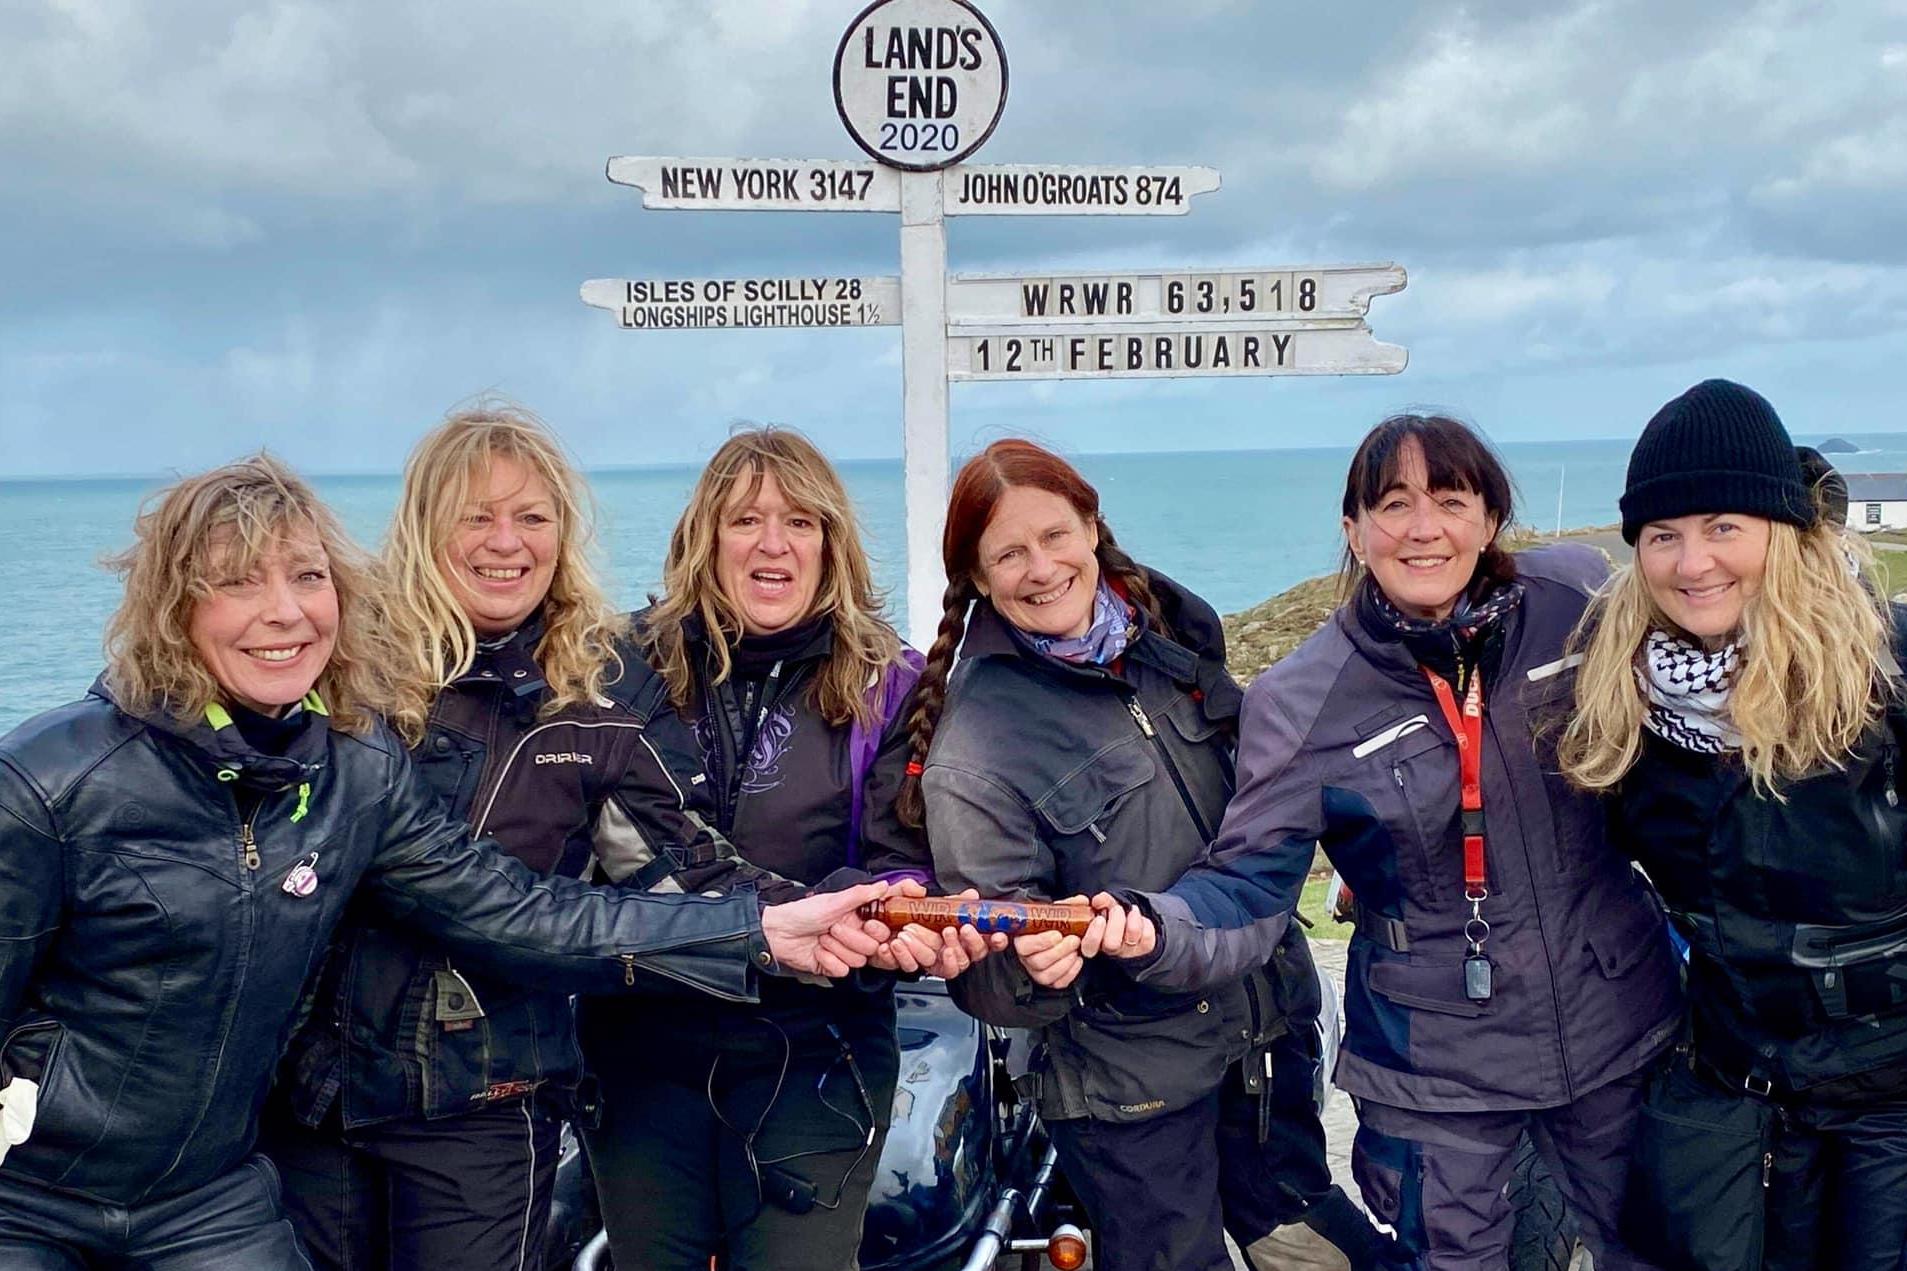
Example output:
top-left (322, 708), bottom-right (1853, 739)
top-left (1512, 542), bottom-right (1611, 596)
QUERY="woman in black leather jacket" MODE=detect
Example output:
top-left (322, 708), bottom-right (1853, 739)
top-left (895, 439), bottom-right (1399, 1271)
top-left (1562, 379), bottom-right (1907, 1269)
top-left (0, 453), bottom-right (893, 1270)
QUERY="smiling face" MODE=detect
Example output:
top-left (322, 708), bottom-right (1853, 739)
top-left (1344, 438), bottom-right (1500, 621)
top-left (189, 527), bottom-right (339, 716)
top-left (715, 469), bottom-right (826, 636)
top-left (443, 454), bottom-right (560, 636)
top-left (975, 485), bottom-right (1102, 639)
top-left (1637, 513), bottom-right (1771, 642)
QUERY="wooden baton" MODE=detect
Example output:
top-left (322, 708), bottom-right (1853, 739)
top-left (857, 896), bottom-right (1096, 936)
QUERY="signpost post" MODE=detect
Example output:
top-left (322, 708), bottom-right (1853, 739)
top-left (586, 0), bottom-right (1406, 648)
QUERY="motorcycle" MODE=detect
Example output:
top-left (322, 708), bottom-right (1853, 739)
top-left (558, 962), bottom-right (1344, 1271)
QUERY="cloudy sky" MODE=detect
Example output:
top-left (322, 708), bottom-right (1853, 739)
top-left (3, 0), bottom-right (1904, 477)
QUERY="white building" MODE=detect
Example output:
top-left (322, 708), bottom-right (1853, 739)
top-left (1846, 474), bottom-right (1907, 532)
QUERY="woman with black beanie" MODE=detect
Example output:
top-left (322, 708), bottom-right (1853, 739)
top-left (1561, 378), bottom-right (1907, 1269)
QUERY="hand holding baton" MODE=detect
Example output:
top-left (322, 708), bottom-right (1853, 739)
top-left (857, 896), bottom-right (1097, 937)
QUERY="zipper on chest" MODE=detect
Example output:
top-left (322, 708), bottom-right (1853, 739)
top-left (1126, 696), bottom-right (1215, 843)
top-left (233, 791), bottom-right (264, 873)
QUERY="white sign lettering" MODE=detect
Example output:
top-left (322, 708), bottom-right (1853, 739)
top-left (606, 157), bottom-right (901, 212)
top-left (833, 0), bottom-right (1007, 171)
top-left (947, 264), bottom-right (1404, 322)
top-left (945, 164), bottom-right (1220, 216)
top-left (947, 325), bottom-right (1407, 380)
top-left (581, 277), bottom-right (901, 329)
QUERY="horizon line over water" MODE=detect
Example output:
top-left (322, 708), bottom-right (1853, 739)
top-left (9, 432), bottom-right (1906, 484)
top-left (9, 434), bottom-right (1907, 732)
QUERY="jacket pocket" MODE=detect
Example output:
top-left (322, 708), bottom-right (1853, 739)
top-left (0, 1017), bottom-right (63, 1086)
top-left (1620, 1058), bottom-right (1771, 1269)
top-left (1366, 956), bottom-right (1490, 1019)
top-left (1585, 889), bottom-right (1670, 981)
top-left (1031, 742), bottom-right (1155, 839)
top-left (1051, 989), bottom-right (1236, 1122)
top-left (1360, 721), bottom-right (1458, 904)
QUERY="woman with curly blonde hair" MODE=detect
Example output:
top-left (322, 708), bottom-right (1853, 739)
top-left (0, 452), bottom-right (893, 1270)
top-left (1561, 379), bottom-right (1907, 1271)
top-left (579, 426), bottom-right (997, 1271)
top-left (258, 411), bottom-right (912, 1271)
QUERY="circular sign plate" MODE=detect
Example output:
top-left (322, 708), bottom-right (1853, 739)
top-left (833, 0), bottom-right (1007, 173)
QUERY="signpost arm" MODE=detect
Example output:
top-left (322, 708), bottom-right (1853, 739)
top-left (899, 169), bottom-right (951, 652)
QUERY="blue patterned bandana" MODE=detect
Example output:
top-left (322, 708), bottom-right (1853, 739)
top-left (1026, 577), bottom-right (1133, 665)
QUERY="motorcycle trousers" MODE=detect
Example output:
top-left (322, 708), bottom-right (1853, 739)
top-left (1049, 1031), bottom-right (1401, 1271)
top-left (1759, 1070), bottom-right (1907, 1271)
top-left (259, 1095), bottom-right (561, 1271)
top-left (1352, 1068), bottom-right (1662, 1271)
top-left (583, 1038), bottom-right (890, 1271)
top-left (0, 1154), bottom-right (312, 1270)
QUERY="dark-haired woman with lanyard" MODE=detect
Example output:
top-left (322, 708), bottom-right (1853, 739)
top-left (1107, 415), bottom-right (1681, 1270)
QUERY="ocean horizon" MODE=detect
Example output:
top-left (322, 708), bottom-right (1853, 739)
top-left (8, 434), bottom-right (1907, 733)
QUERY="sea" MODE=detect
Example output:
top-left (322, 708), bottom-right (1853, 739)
top-left (7, 435), bottom-right (1907, 734)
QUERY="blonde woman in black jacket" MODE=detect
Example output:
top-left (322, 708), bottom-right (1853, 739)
top-left (1562, 379), bottom-right (1907, 1270)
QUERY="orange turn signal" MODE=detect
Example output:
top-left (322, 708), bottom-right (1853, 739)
top-left (1047, 1224), bottom-right (1088, 1270)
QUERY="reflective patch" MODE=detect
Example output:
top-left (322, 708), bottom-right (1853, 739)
top-left (1525, 653), bottom-right (1584, 682)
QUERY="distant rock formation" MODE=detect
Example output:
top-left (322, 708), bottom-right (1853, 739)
top-left (1818, 438), bottom-right (1859, 454)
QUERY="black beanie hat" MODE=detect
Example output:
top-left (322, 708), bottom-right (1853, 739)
top-left (1619, 379), bottom-right (1815, 544)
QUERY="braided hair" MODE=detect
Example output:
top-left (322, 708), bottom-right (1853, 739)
top-left (894, 439), bottom-right (1169, 828)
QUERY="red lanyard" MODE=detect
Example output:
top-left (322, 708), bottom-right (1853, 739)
top-left (1422, 667), bottom-right (1487, 903)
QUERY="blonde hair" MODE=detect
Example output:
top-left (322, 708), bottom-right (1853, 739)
top-left (1560, 521), bottom-right (1894, 795)
top-left (381, 405), bottom-right (628, 746)
top-left (645, 427), bottom-right (902, 726)
top-left (102, 453), bottom-right (387, 734)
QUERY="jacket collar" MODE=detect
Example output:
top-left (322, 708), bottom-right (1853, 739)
top-left (93, 674), bottom-right (330, 792)
top-left (455, 609), bottom-right (550, 701)
top-left (682, 609), bottom-right (836, 672)
top-left (1338, 578), bottom-right (1526, 692)
top-left (962, 573), bottom-right (1205, 691)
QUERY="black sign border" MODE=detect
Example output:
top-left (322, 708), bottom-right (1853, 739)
top-left (832, 0), bottom-right (1009, 173)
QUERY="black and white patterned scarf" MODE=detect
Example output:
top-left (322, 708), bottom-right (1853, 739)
top-left (1639, 628), bottom-right (1742, 754)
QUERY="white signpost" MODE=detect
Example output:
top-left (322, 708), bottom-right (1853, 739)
top-left (587, 0), bottom-right (1406, 648)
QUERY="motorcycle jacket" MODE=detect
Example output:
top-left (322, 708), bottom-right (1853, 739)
top-left (1614, 605), bottom-right (1907, 1094)
top-left (278, 617), bottom-right (765, 1129)
top-left (578, 613), bottom-right (932, 1147)
top-left (0, 679), bottom-right (765, 1206)
top-left (1132, 546), bottom-right (1681, 1113)
top-left (923, 571), bottom-right (1301, 1124)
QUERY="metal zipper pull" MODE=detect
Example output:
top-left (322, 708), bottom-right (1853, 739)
top-left (1392, 762), bottom-right (1405, 790)
top-left (620, 953), bottom-right (637, 987)
top-left (1761, 1151), bottom-right (1773, 1188)
top-left (238, 820), bottom-right (261, 871)
top-left (1126, 698), bottom-right (1155, 737)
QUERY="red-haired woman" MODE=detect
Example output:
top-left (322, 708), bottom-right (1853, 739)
top-left (893, 440), bottom-right (1400, 1271)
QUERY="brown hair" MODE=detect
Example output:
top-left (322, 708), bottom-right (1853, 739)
top-left (643, 427), bottom-right (904, 726)
top-left (894, 438), bottom-right (1163, 827)
top-left (1338, 413), bottom-right (1518, 603)
top-left (102, 453), bottom-right (388, 734)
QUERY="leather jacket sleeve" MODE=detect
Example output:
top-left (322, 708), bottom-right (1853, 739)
top-left (363, 743), bottom-right (769, 1003)
top-left (924, 761), bottom-right (1075, 1029)
top-left (1130, 674), bottom-right (1308, 992)
top-left (0, 757), bottom-right (63, 1041)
